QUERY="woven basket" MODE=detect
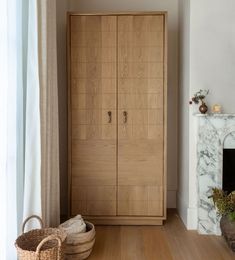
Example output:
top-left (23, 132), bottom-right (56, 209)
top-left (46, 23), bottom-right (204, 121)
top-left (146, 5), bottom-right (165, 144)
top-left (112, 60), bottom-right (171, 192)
top-left (64, 221), bottom-right (95, 260)
top-left (15, 215), bottom-right (67, 260)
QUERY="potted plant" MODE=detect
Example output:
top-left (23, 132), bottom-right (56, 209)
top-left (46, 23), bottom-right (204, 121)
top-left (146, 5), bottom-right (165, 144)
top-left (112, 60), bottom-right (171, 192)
top-left (189, 89), bottom-right (209, 114)
top-left (209, 188), bottom-right (235, 251)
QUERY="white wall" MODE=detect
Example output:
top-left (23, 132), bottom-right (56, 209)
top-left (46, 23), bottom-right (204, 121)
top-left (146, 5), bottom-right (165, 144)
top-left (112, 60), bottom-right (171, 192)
top-left (189, 0), bottom-right (235, 228)
top-left (178, 0), bottom-right (190, 227)
top-left (190, 0), bottom-right (235, 110)
top-left (178, 0), bottom-right (235, 229)
top-left (68, 0), bottom-right (179, 208)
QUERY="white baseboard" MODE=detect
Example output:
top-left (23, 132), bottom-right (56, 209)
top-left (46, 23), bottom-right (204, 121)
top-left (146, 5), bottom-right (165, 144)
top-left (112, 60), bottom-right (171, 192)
top-left (186, 207), bottom-right (197, 230)
top-left (177, 192), bottom-right (188, 227)
top-left (177, 192), bottom-right (197, 230)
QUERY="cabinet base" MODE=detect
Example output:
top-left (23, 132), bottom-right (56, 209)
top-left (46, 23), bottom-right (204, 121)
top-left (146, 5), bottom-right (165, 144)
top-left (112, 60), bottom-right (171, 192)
top-left (84, 216), bottom-right (165, 225)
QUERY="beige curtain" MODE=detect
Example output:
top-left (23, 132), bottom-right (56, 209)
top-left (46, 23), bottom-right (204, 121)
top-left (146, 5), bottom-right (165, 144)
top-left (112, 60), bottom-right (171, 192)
top-left (37, 0), bottom-right (60, 227)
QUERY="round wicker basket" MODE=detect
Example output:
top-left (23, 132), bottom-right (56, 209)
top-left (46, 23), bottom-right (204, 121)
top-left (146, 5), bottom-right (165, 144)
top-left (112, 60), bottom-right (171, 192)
top-left (64, 221), bottom-right (96, 260)
top-left (15, 215), bottom-right (67, 260)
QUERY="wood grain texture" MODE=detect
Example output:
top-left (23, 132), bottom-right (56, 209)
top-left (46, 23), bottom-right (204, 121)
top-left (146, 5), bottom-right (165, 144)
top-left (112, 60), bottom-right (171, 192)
top-left (86, 211), bottom-right (235, 260)
top-left (68, 13), bottom-right (167, 223)
top-left (86, 217), bottom-right (163, 226)
top-left (70, 15), bottom-right (117, 216)
top-left (117, 15), bottom-right (165, 217)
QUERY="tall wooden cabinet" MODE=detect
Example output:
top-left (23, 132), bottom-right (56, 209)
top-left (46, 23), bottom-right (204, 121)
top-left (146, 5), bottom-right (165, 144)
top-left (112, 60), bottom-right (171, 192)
top-left (68, 12), bottom-right (167, 225)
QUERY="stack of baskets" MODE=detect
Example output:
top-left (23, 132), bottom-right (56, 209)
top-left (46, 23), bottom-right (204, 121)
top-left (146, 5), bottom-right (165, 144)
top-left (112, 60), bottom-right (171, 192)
top-left (15, 215), bottom-right (67, 260)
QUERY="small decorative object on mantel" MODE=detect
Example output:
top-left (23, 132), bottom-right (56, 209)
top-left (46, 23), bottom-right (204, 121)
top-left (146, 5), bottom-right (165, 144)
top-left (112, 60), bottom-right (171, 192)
top-left (209, 188), bottom-right (235, 252)
top-left (189, 89), bottom-right (209, 114)
top-left (212, 104), bottom-right (222, 114)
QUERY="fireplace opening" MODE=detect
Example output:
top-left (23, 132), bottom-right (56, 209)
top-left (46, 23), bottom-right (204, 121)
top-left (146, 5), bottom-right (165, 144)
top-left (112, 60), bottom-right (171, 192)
top-left (223, 149), bottom-right (235, 194)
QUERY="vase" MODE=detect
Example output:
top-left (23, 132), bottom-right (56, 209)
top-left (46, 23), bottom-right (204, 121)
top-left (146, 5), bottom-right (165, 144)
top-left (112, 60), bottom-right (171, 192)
top-left (199, 101), bottom-right (208, 114)
top-left (220, 216), bottom-right (235, 252)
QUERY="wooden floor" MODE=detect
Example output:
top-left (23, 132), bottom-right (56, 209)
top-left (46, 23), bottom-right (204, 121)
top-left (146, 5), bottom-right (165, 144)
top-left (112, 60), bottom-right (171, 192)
top-left (88, 211), bottom-right (235, 260)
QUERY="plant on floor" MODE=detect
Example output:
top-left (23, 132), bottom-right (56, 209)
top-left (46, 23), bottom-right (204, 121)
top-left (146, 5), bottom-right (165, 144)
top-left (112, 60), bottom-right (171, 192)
top-left (209, 188), bottom-right (235, 221)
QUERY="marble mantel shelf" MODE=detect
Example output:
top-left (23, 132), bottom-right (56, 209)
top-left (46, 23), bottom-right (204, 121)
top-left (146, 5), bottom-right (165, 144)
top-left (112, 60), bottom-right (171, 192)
top-left (194, 113), bottom-right (235, 117)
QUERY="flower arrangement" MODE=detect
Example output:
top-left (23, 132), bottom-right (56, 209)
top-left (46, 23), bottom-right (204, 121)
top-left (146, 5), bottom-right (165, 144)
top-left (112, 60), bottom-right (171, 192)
top-left (189, 89), bottom-right (209, 105)
top-left (209, 188), bottom-right (235, 221)
top-left (209, 188), bottom-right (235, 252)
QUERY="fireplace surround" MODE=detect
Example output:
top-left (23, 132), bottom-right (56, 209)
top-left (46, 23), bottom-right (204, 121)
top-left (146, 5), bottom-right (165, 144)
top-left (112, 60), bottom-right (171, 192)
top-left (197, 114), bottom-right (235, 235)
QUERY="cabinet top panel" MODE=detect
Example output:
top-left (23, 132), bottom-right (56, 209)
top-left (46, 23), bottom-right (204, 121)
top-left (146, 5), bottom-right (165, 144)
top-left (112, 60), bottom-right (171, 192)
top-left (68, 12), bottom-right (167, 17)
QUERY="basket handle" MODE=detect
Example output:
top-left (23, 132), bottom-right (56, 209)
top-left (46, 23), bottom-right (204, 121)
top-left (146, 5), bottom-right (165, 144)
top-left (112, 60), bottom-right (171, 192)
top-left (22, 215), bottom-right (43, 233)
top-left (35, 235), bottom-right (62, 260)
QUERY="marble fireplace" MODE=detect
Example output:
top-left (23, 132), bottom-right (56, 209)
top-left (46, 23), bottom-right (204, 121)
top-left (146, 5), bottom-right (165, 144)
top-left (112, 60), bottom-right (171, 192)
top-left (197, 114), bottom-right (235, 235)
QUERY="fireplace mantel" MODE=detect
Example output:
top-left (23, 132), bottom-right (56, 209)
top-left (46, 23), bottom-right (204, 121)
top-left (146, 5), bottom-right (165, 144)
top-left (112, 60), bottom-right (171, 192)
top-left (195, 113), bottom-right (235, 117)
top-left (196, 114), bottom-right (235, 235)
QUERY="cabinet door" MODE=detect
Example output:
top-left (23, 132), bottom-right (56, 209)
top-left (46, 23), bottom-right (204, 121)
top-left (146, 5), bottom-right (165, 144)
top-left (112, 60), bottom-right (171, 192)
top-left (117, 15), bottom-right (165, 216)
top-left (70, 15), bottom-right (117, 216)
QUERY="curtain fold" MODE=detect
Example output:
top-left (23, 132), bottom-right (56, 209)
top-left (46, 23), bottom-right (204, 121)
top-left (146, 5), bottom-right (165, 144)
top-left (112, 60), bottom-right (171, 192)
top-left (23, 0), bottom-right (42, 225)
top-left (0, 0), bottom-right (21, 258)
top-left (0, 0), bottom-right (60, 257)
top-left (38, 0), bottom-right (60, 227)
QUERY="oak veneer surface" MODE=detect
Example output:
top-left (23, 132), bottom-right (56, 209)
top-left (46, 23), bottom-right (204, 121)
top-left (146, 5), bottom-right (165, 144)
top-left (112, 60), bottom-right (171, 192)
top-left (117, 15), bottom-right (165, 217)
top-left (88, 211), bottom-right (235, 260)
top-left (69, 13), bottom-right (167, 222)
top-left (70, 15), bottom-right (117, 216)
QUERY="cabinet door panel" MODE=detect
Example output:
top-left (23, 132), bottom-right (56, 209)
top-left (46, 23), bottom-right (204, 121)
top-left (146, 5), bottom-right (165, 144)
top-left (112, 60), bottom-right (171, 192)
top-left (70, 15), bottom-right (117, 216)
top-left (117, 15), bottom-right (165, 217)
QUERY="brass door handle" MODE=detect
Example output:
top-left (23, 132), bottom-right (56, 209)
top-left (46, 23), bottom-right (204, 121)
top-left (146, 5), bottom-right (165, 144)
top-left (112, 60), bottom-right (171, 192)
top-left (108, 111), bottom-right (112, 123)
top-left (123, 111), bottom-right (128, 123)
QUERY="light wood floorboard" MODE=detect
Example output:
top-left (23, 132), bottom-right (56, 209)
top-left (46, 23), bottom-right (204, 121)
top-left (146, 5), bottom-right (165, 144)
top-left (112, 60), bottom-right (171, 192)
top-left (88, 210), bottom-right (235, 260)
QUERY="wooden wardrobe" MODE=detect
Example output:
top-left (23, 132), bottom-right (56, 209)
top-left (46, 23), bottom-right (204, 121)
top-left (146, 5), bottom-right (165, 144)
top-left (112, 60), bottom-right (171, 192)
top-left (68, 12), bottom-right (167, 225)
